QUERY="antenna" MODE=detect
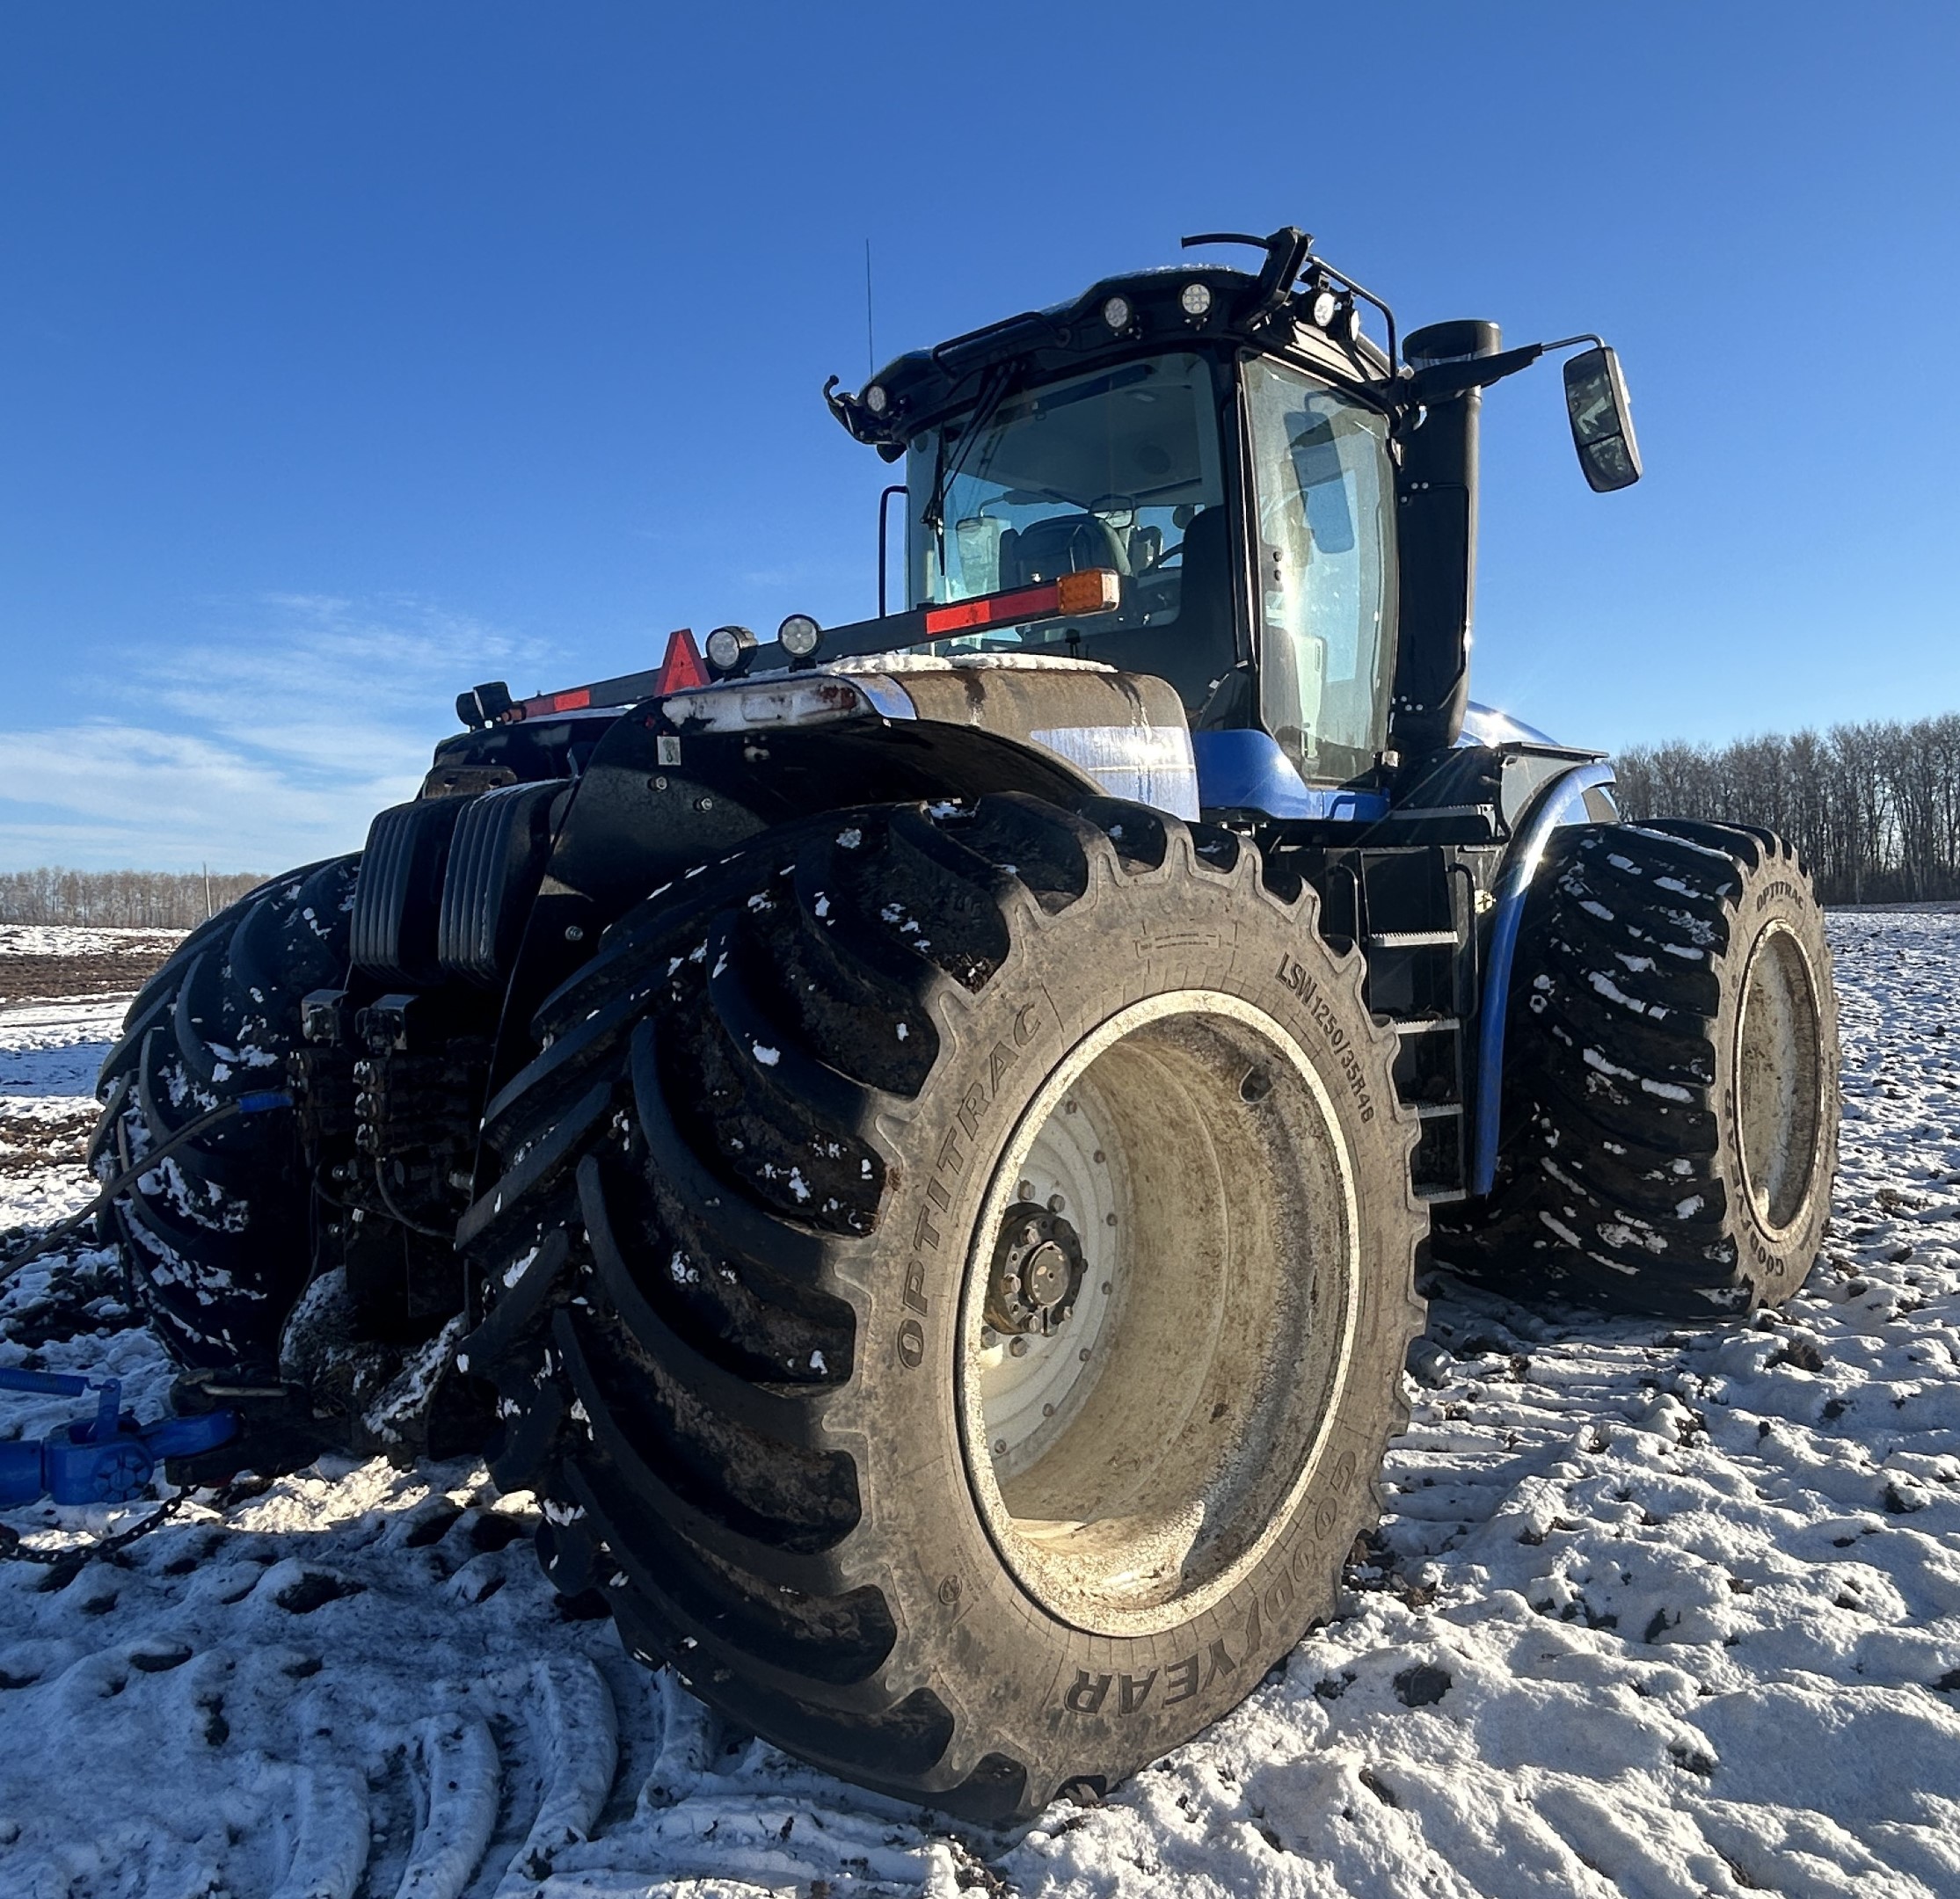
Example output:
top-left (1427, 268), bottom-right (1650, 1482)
top-left (864, 239), bottom-right (876, 380)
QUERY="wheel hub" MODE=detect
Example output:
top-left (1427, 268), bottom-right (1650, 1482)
top-left (984, 1202), bottom-right (1086, 1337)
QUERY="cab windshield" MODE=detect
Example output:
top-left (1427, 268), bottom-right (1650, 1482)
top-left (905, 352), bottom-right (1235, 712)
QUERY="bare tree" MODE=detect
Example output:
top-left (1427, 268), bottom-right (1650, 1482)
top-left (1615, 713), bottom-right (1960, 905)
top-left (0, 868), bottom-right (266, 928)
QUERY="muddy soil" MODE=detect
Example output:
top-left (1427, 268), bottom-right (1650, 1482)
top-left (0, 945), bottom-right (178, 1006)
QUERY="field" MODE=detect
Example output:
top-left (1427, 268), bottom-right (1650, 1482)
top-left (2, 917), bottom-right (1957, 1897)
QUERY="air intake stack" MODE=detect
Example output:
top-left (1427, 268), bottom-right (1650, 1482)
top-left (1391, 319), bottom-right (1503, 760)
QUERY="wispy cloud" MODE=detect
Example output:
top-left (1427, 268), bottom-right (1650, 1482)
top-left (0, 596), bottom-right (555, 872)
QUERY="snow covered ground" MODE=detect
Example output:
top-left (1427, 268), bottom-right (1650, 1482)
top-left (0, 928), bottom-right (186, 960)
top-left (2, 914), bottom-right (1956, 1897)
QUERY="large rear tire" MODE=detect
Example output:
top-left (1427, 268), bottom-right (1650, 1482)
top-left (463, 794), bottom-right (1424, 1821)
top-left (1432, 820), bottom-right (1840, 1314)
top-left (88, 856), bottom-right (359, 1374)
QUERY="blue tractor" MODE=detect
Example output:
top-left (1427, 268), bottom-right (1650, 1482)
top-left (88, 228), bottom-right (1838, 1819)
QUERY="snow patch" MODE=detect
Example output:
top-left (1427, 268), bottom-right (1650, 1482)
top-left (826, 650), bottom-right (1114, 675)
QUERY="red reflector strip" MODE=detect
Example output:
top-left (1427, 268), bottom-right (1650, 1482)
top-left (919, 570), bottom-right (1121, 638)
top-left (923, 583), bottom-right (1060, 637)
top-left (506, 632), bottom-right (705, 723)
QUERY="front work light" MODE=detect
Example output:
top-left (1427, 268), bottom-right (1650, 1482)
top-left (1102, 295), bottom-right (1132, 331)
top-left (778, 613), bottom-right (822, 660)
top-left (1308, 286), bottom-right (1338, 328)
top-left (705, 624), bottom-right (760, 676)
top-left (1180, 280), bottom-right (1213, 317)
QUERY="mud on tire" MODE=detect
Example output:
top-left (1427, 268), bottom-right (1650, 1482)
top-left (88, 856), bottom-right (359, 1373)
top-left (1432, 819), bottom-right (1840, 1315)
top-left (463, 793), bottom-right (1424, 1821)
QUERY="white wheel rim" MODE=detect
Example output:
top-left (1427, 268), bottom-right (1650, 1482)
top-left (1735, 919), bottom-right (1825, 1235)
top-left (956, 989), bottom-right (1362, 1638)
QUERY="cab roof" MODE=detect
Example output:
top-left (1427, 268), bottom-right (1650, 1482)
top-left (827, 239), bottom-right (1397, 456)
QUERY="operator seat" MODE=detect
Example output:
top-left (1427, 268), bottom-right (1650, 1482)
top-left (998, 513), bottom-right (1130, 588)
top-left (1169, 506), bottom-right (1233, 666)
top-left (1009, 506), bottom-right (1241, 716)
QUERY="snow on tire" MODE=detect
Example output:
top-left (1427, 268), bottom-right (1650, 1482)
top-left (461, 792), bottom-right (1424, 1823)
top-left (87, 855), bottom-right (359, 1373)
top-left (1432, 819), bottom-right (1840, 1314)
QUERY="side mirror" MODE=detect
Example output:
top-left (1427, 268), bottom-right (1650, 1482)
top-left (1563, 346), bottom-right (1642, 491)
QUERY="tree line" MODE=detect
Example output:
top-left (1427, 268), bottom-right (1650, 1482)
top-left (4, 712), bottom-right (1953, 922)
top-left (1614, 713), bottom-right (1960, 906)
top-left (0, 867), bottom-right (266, 929)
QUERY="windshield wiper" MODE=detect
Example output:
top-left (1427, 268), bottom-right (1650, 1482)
top-left (920, 360), bottom-right (1021, 564)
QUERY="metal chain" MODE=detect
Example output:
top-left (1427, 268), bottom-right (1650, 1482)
top-left (0, 1488), bottom-right (195, 1568)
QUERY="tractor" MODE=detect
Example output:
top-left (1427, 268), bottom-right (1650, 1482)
top-left (86, 227), bottom-right (1840, 1821)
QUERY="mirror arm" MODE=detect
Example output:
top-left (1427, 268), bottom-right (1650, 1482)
top-left (1400, 334), bottom-right (1613, 411)
top-left (1404, 342), bottom-right (1547, 408)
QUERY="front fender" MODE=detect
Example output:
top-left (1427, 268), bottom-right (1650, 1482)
top-left (484, 701), bottom-right (1115, 1097)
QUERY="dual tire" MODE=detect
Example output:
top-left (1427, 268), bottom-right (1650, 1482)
top-left (90, 856), bottom-right (359, 1375)
top-left (1433, 819), bottom-right (1840, 1314)
top-left (463, 793), bottom-right (1424, 1820)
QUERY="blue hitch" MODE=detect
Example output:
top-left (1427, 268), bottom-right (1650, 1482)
top-left (0, 1367), bottom-right (238, 1508)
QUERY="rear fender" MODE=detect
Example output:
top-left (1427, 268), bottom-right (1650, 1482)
top-left (1471, 759), bottom-right (1618, 1195)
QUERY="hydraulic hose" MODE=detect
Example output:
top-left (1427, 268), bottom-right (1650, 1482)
top-left (0, 1090), bottom-right (294, 1286)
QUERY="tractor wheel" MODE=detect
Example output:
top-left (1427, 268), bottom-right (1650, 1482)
top-left (1432, 820), bottom-right (1839, 1315)
top-left (463, 793), bottom-right (1424, 1822)
top-left (88, 855), bottom-right (359, 1374)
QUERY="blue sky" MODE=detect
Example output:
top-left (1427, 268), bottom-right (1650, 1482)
top-left (2, 3), bottom-right (1955, 871)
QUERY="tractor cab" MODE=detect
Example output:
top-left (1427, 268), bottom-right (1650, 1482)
top-left (830, 241), bottom-right (1404, 795)
top-left (824, 228), bottom-right (1641, 813)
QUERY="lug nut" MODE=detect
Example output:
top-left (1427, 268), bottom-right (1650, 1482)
top-left (1009, 1336), bottom-right (1029, 1357)
top-left (1048, 1194), bottom-right (1065, 1211)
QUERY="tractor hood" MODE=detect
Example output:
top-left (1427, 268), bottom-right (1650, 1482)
top-left (661, 654), bottom-right (1201, 819)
